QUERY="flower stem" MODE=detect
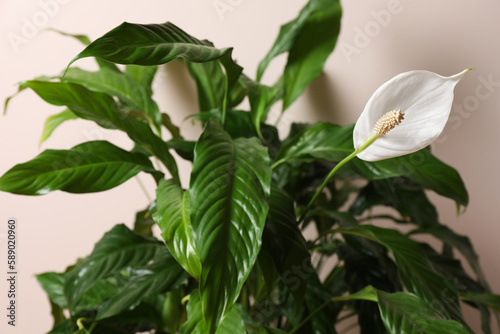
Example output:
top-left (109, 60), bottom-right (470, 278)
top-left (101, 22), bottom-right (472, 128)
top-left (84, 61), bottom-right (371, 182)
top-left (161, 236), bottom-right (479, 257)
top-left (297, 133), bottom-right (379, 224)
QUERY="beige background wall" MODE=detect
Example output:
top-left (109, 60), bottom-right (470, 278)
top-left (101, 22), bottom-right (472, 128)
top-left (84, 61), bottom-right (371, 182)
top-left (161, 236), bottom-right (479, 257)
top-left (1, 0), bottom-right (499, 333)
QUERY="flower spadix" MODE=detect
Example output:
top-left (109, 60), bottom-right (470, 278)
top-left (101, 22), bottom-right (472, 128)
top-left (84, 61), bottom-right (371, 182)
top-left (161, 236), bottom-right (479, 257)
top-left (353, 69), bottom-right (470, 161)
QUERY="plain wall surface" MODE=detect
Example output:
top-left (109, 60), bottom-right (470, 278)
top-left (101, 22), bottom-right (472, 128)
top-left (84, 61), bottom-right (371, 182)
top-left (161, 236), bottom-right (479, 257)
top-left (1, 0), bottom-right (500, 333)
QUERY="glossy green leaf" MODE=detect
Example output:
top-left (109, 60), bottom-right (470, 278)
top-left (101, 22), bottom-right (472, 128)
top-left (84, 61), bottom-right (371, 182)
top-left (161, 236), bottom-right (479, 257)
top-left (63, 67), bottom-right (162, 131)
top-left (262, 185), bottom-right (310, 307)
top-left (75, 277), bottom-right (121, 313)
top-left (180, 290), bottom-right (246, 334)
top-left (378, 291), bottom-right (469, 334)
top-left (64, 224), bottom-right (164, 309)
top-left (36, 272), bottom-right (67, 309)
top-left (190, 119), bottom-right (272, 333)
top-left (0, 141), bottom-right (155, 195)
top-left (274, 123), bottom-right (468, 206)
top-left (283, 0), bottom-right (341, 109)
top-left (337, 225), bottom-right (469, 329)
top-left (69, 22), bottom-right (236, 66)
top-left (20, 80), bottom-right (179, 181)
top-left (96, 249), bottom-right (188, 320)
top-left (39, 109), bottom-right (78, 145)
top-left (153, 179), bottom-right (202, 279)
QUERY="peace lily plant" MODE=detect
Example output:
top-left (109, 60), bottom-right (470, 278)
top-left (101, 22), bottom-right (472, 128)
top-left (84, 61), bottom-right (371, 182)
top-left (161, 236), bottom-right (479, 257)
top-left (2, 1), bottom-right (499, 334)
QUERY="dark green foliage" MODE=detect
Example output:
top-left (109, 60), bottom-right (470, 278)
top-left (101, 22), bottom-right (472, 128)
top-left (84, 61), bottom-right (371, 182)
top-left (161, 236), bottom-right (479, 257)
top-left (2, 1), bottom-right (498, 333)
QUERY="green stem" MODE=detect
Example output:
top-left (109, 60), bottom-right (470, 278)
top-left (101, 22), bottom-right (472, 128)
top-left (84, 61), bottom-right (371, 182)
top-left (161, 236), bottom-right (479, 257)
top-left (298, 133), bottom-right (380, 223)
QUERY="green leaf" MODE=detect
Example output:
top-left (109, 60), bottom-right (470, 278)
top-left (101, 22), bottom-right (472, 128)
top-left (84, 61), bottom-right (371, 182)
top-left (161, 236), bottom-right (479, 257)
top-left (36, 272), bottom-right (67, 309)
top-left (274, 123), bottom-right (468, 206)
top-left (190, 119), bottom-right (272, 333)
top-left (377, 291), bottom-right (470, 334)
top-left (46, 28), bottom-right (91, 45)
top-left (63, 67), bottom-right (162, 132)
top-left (125, 64), bottom-right (158, 91)
top-left (187, 43), bottom-right (246, 112)
top-left (162, 288), bottom-right (184, 333)
top-left (68, 22), bottom-right (243, 122)
top-left (91, 301), bottom-right (164, 334)
top-left (0, 141), bottom-right (155, 195)
top-left (166, 138), bottom-right (195, 161)
top-left (153, 179), bottom-right (202, 279)
top-left (462, 293), bottom-right (500, 313)
top-left (257, 0), bottom-right (342, 108)
top-left (69, 22), bottom-right (237, 67)
top-left (282, 0), bottom-right (342, 109)
top-left (241, 75), bottom-right (282, 137)
top-left (180, 290), bottom-right (246, 334)
top-left (133, 202), bottom-right (157, 237)
top-left (39, 109), bottom-right (78, 145)
top-left (64, 224), bottom-right (164, 309)
top-left (4, 75), bottom-right (52, 115)
top-left (262, 185), bottom-right (310, 307)
top-left (350, 178), bottom-right (440, 228)
top-left (21, 80), bottom-right (179, 181)
top-left (162, 113), bottom-right (182, 139)
top-left (47, 319), bottom-right (73, 334)
top-left (411, 224), bottom-right (489, 289)
top-left (96, 248), bottom-right (187, 320)
top-left (75, 277), bottom-right (121, 313)
top-left (257, 0), bottom-right (331, 80)
top-left (337, 225), bottom-right (469, 329)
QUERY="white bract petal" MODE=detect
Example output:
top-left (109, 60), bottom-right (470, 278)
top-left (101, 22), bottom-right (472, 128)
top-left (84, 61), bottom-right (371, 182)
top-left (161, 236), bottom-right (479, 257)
top-left (353, 69), bottom-right (470, 161)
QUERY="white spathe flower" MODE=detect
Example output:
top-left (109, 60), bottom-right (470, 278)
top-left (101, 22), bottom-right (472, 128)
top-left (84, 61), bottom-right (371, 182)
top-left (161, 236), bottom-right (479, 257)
top-left (353, 69), bottom-right (470, 161)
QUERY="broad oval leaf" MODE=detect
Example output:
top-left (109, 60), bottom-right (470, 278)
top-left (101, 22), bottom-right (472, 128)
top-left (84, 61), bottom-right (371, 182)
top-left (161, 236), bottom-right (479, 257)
top-left (68, 22), bottom-right (236, 67)
top-left (96, 248), bottom-right (188, 320)
top-left (377, 291), bottom-right (470, 334)
top-left (190, 119), bottom-right (272, 333)
top-left (274, 123), bottom-right (468, 206)
top-left (0, 141), bottom-right (154, 195)
top-left (64, 224), bottom-right (164, 309)
top-left (153, 179), bottom-right (202, 279)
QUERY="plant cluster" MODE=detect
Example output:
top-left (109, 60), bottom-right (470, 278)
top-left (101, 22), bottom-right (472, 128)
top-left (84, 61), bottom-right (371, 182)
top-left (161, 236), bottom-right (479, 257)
top-left (2, 0), bottom-right (500, 333)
